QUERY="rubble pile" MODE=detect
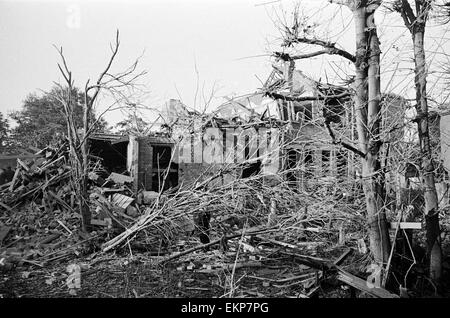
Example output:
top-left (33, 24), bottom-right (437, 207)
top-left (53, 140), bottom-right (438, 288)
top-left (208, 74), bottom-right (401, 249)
top-left (0, 146), bottom-right (405, 298)
top-left (0, 142), bottom-right (164, 269)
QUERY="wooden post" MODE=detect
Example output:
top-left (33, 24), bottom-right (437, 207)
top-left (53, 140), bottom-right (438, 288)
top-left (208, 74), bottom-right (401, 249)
top-left (128, 135), bottom-right (139, 194)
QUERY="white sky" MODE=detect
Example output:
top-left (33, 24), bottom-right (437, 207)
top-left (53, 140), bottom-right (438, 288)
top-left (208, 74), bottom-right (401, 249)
top-left (1, 0), bottom-right (449, 127)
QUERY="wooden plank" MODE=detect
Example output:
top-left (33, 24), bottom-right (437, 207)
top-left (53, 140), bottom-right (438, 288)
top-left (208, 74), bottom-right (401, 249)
top-left (389, 222), bottom-right (421, 230)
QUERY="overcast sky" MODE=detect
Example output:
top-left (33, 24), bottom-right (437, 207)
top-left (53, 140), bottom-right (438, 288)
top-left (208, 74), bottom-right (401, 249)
top-left (0, 0), bottom-right (287, 126)
top-left (1, 0), bottom-right (449, 127)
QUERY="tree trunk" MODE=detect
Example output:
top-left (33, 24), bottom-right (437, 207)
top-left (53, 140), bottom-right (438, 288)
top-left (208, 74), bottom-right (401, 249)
top-left (353, 3), bottom-right (390, 266)
top-left (80, 97), bottom-right (92, 232)
top-left (412, 27), bottom-right (442, 281)
top-left (353, 5), bottom-right (368, 155)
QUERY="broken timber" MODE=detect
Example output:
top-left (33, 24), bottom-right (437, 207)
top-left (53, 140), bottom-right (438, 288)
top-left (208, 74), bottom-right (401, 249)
top-left (158, 226), bottom-right (277, 265)
top-left (280, 251), bottom-right (399, 298)
top-left (336, 268), bottom-right (399, 298)
top-left (389, 222), bottom-right (422, 230)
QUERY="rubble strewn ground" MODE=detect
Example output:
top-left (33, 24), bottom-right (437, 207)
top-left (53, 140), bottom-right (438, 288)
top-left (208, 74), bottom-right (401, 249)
top-left (1, 144), bottom-right (450, 298)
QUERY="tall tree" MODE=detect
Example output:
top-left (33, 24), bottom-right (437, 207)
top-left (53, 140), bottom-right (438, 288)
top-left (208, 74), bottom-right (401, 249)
top-left (358, 0), bottom-right (392, 268)
top-left (269, 0), bottom-right (391, 269)
top-left (393, 0), bottom-right (442, 282)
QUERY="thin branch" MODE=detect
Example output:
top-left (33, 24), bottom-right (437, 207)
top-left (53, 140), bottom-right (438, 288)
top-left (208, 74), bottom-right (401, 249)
top-left (325, 119), bottom-right (366, 158)
top-left (264, 90), bottom-right (350, 102)
top-left (282, 37), bottom-right (356, 63)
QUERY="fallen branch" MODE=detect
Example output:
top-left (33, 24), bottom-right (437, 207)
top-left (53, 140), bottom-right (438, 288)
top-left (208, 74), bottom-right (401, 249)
top-left (159, 226), bottom-right (277, 265)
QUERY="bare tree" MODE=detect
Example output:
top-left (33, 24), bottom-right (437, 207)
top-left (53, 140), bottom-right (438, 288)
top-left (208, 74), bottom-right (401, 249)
top-left (53, 30), bottom-right (147, 231)
top-left (268, 0), bottom-right (392, 268)
top-left (390, 0), bottom-right (442, 282)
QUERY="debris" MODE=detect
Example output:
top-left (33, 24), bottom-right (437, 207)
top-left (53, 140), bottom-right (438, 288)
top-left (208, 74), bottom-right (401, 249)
top-left (57, 220), bottom-right (73, 236)
top-left (357, 239), bottom-right (367, 254)
top-left (8, 163), bottom-right (21, 191)
top-left (91, 218), bottom-right (112, 227)
top-left (66, 263), bottom-right (81, 295)
top-left (333, 248), bottom-right (353, 266)
top-left (389, 222), bottom-right (422, 230)
top-left (140, 191), bottom-right (159, 205)
top-left (267, 198), bottom-right (277, 226)
top-left (239, 241), bottom-right (257, 253)
top-left (108, 172), bottom-right (133, 185)
top-left (0, 202), bottom-right (14, 213)
top-left (338, 223), bottom-right (345, 245)
top-left (45, 275), bottom-right (56, 286)
top-left (111, 193), bottom-right (134, 210)
top-left (257, 236), bottom-right (298, 249)
top-left (156, 226), bottom-right (276, 264)
top-left (126, 205), bottom-right (139, 218)
top-left (17, 158), bottom-right (30, 172)
top-left (336, 267), bottom-right (399, 298)
top-left (307, 286), bottom-right (320, 297)
top-left (37, 233), bottom-right (61, 247)
top-left (21, 271), bottom-right (31, 279)
top-left (0, 132), bottom-right (410, 299)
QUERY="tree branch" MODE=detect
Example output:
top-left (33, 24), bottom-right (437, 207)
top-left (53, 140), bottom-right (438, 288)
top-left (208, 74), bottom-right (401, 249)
top-left (264, 91), bottom-right (351, 102)
top-left (87, 29), bottom-right (120, 104)
top-left (325, 119), bottom-right (366, 158)
top-left (402, 0), bottom-right (416, 28)
top-left (282, 37), bottom-right (356, 63)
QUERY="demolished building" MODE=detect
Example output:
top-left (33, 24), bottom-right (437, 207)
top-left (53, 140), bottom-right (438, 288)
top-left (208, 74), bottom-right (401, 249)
top-left (157, 67), bottom-right (356, 191)
top-left (88, 132), bottom-right (178, 193)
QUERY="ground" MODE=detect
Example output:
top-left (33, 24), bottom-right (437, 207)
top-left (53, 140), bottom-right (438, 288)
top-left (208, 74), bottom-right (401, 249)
top-left (1, 243), bottom-right (359, 298)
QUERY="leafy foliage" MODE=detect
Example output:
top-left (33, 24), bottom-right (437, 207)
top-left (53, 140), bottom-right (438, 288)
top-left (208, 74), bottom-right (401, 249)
top-left (9, 86), bottom-right (107, 149)
top-left (0, 112), bottom-right (10, 152)
top-left (115, 113), bottom-right (150, 135)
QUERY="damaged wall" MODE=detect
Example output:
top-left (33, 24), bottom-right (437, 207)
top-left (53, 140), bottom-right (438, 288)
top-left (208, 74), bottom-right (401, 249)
top-left (173, 126), bottom-right (281, 187)
top-left (90, 134), bottom-right (178, 193)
